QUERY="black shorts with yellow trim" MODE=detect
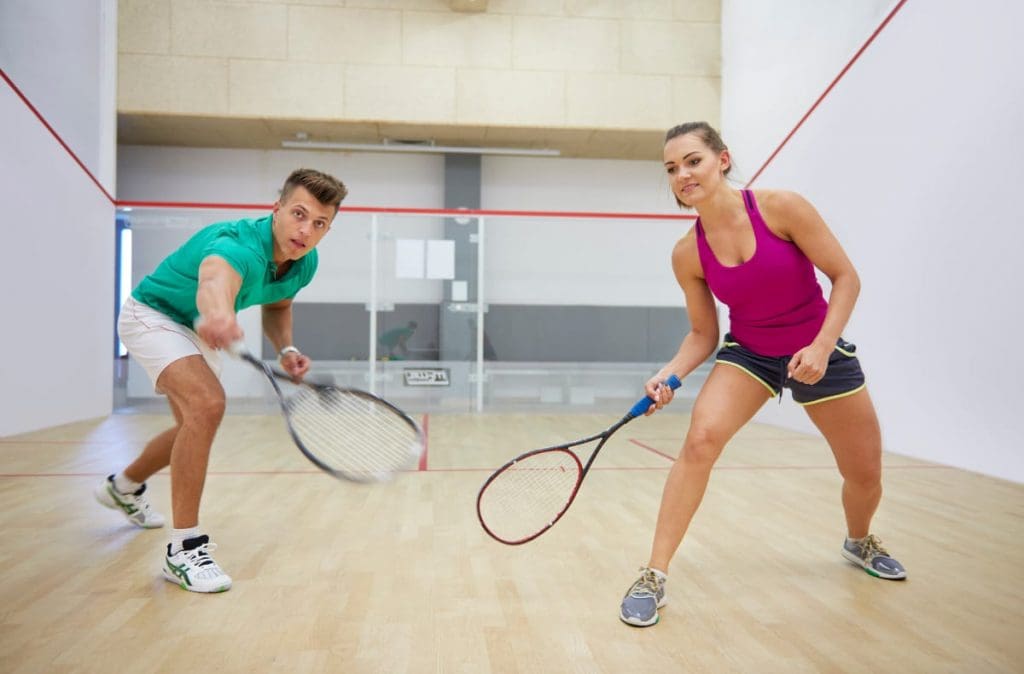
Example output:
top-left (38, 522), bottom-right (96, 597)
top-left (715, 333), bottom-right (866, 406)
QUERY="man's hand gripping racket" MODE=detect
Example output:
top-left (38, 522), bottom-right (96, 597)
top-left (476, 374), bottom-right (682, 544)
top-left (229, 342), bottom-right (424, 483)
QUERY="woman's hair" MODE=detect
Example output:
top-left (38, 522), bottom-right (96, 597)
top-left (280, 168), bottom-right (348, 208)
top-left (664, 121), bottom-right (731, 176)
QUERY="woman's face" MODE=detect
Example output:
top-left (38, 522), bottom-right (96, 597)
top-left (663, 133), bottom-right (730, 208)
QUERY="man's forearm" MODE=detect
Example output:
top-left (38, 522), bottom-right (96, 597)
top-left (262, 306), bottom-right (294, 352)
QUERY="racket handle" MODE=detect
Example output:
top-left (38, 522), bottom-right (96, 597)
top-left (227, 340), bottom-right (251, 358)
top-left (194, 318), bottom-right (250, 358)
top-left (628, 374), bottom-right (683, 418)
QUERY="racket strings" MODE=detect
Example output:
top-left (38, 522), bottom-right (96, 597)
top-left (286, 387), bottom-right (421, 480)
top-left (478, 448), bottom-right (583, 543)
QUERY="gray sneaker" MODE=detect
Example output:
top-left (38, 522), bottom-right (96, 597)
top-left (95, 475), bottom-right (166, 529)
top-left (619, 567), bottom-right (667, 627)
top-left (842, 534), bottom-right (906, 580)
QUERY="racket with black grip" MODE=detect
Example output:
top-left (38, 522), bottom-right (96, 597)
top-left (231, 343), bottom-right (424, 483)
top-left (477, 375), bottom-right (682, 544)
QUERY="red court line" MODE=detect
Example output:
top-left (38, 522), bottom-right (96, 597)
top-left (418, 414), bottom-right (430, 471)
top-left (745, 0), bottom-right (910, 186)
top-left (114, 200), bottom-right (696, 221)
top-left (0, 440), bottom-right (126, 445)
top-left (1, 68), bottom-right (115, 204)
top-left (0, 463), bottom-right (952, 478)
top-left (630, 438), bottom-right (677, 461)
top-left (629, 438), bottom-right (949, 471)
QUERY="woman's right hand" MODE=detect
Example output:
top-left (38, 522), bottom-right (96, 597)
top-left (643, 375), bottom-right (676, 416)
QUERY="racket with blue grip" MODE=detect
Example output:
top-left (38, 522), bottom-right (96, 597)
top-left (477, 375), bottom-right (682, 545)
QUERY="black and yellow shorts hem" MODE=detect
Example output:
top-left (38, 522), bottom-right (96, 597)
top-left (714, 333), bottom-right (867, 405)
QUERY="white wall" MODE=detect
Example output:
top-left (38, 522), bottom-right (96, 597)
top-left (0, 0), bottom-right (117, 436)
top-left (482, 156), bottom-right (687, 306)
top-left (725, 0), bottom-right (1024, 483)
top-left (721, 0), bottom-right (896, 183)
top-left (0, 0), bottom-right (117, 189)
top-left (0, 83), bottom-right (115, 435)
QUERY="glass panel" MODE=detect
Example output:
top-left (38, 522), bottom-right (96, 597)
top-left (479, 215), bottom-right (708, 413)
top-left (114, 206), bottom-right (708, 416)
top-left (370, 213), bottom-right (480, 414)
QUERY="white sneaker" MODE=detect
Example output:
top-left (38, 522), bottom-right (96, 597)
top-left (95, 475), bottom-right (166, 528)
top-left (163, 535), bottom-right (232, 593)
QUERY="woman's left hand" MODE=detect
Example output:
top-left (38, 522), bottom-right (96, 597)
top-left (787, 341), bottom-right (832, 385)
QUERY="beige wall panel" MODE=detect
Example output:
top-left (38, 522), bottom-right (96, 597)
top-left (565, 0), bottom-right (674, 20)
top-left (488, 0), bottom-right (566, 15)
top-left (346, 0), bottom-right (450, 10)
top-left (170, 1), bottom-right (286, 59)
top-left (265, 119), bottom-right (381, 143)
top-left (512, 16), bottom-right (619, 72)
top-left (380, 122), bottom-right (488, 144)
top-left (670, 75), bottom-right (720, 127)
top-left (456, 69), bottom-right (565, 126)
top-left (402, 12), bottom-right (512, 68)
top-left (345, 65), bottom-right (455, 123)
top-left (116, 0), bottom-right (722, 157)
top-left (229, 60), bottom-right (346, 118)
top-left (288, 7), bottom-right (401, 64)
top-left (621, 20), bottom-right (719, 76)
top-left (243, 0), bottom-right (343, 4)
top-left (673, 0), bottom-right (721, 22)
top-left (566, 72), bottom-right (671, 128)
top-left (119, 55), bottom-right (229, 114)
top-left (119, 0), bottom-right (171, 54)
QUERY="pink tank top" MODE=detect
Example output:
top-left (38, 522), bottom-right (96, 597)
top-left (695, 190), bottom-right (827, 357)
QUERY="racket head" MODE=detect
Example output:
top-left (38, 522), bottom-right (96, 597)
top-left (281, 383), bottom-right (424, 483)
top-left (476, 446), bottom-right (585, 545)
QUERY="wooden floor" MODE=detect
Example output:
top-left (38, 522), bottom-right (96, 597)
top-left (1, 409), bottom-right (1023, 673)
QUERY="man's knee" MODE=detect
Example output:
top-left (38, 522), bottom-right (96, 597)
top-left (159, 361), bottom-right (227, 427)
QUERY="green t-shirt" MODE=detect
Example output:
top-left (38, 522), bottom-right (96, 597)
top-left (132, 214), bottom-right (318, 327)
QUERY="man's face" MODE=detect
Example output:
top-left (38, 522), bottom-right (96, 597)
top-left (271, 185), bottom-right (337, 260)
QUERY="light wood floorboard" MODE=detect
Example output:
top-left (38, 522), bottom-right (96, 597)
top-left (1, 411), bottom-right (1022, 673)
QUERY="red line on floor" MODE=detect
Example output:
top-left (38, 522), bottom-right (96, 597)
top-left (0, 464), bottom-right (952, 479)
top-left (629, 438), bottom-right (677, 461)
top-left (419, 414), bottom-right (430, 471)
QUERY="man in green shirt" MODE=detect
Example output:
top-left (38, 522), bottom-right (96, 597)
top-left (96, 168), bottom-right (347, 593)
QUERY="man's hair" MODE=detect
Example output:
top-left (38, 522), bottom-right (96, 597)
top-left (280, 169), bottom-right (348, 209)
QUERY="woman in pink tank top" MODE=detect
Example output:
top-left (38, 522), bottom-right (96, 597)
top-left (619, 122), bottom-right (905, 628)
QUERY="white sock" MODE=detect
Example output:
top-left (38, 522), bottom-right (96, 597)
top-left (649, 568), bottom-right (668, 582)
top-left (112, 471), bottom-right (142, 494)
top-left (169, 527), bottom-right (201, 555)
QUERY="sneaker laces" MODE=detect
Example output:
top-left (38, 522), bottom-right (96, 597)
top-left (182, 542), bottom-right (219, 567)
top-left (628, 567), bottom-right (663, 598)
top-left (134, 495), bottom-right (157, 518)
top-left (127, 486), bottom-right (157, 519)
top-left (857, 534), bottom-right (889, 561)
top-left (180, 542), bottom-right (226, 580)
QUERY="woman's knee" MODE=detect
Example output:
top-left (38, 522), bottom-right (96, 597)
top-left (681, 426), bottom-right (725, 466)
top-left (840, 456), bottom-right (882, 487)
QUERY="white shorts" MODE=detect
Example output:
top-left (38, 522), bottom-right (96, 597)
top-left (118, 296), bottom-right (222, 393)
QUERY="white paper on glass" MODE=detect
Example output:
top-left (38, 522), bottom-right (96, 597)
top-left (426, 239), bottom-right (456, 280)
top-left (396, 239), bottom-right (425, 279)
